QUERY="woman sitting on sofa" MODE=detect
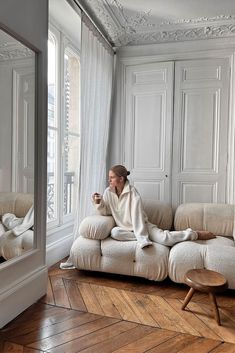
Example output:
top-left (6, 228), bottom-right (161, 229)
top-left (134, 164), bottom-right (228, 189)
top-left (92, 165), bottom-right (215, 249)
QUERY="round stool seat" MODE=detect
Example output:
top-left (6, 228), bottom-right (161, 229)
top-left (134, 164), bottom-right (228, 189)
top-left (184, 269), bottom-right (228, 293)
top-left (182, 269), bottom-right (228, 326)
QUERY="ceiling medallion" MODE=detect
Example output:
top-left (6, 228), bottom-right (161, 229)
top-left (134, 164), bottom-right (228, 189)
top-left (82, 0), bottom-right (235, 46)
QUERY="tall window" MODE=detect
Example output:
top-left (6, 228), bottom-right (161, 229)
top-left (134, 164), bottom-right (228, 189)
top-left (47, 26), bottom-right (80, 228)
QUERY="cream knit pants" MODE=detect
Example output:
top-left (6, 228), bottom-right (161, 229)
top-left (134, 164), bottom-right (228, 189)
top-left (111, 223), bottom-right (198, 247)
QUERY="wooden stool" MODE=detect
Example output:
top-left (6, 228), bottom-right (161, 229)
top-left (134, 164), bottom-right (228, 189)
top-left (182, 269), bottom-right (228, 325)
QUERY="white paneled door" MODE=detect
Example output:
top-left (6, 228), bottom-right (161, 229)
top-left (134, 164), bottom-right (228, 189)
top-left (124, 58), bottom-right (230, 206)
top-left (125, 62), bottom-right (174, 202)
top-left (12, 66), bottom-right (35, 193)
top-left (172, 59), bottom-right (230, 206)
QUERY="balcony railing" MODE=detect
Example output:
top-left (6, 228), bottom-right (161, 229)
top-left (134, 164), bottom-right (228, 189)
top-left (47, 171), bottom-right (75, 221)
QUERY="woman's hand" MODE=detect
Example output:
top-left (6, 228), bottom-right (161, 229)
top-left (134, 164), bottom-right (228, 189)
top-left (92, 193), bottom-right (102, 204)
top-left (196, 230), bottom-right (216, 240)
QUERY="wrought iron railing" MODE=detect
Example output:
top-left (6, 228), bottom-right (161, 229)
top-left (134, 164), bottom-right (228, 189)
top-left (47, 171), bottom-right (75, 221)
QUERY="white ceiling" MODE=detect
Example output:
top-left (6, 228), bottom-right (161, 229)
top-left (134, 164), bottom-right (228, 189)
top-left (79, 0), bottom-right (235, 46)
top-left (49, 0), bottom-right (81, 49)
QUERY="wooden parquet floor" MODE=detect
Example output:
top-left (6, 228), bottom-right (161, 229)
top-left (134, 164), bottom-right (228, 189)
top-left (1, 260), bottom-right (235, 353)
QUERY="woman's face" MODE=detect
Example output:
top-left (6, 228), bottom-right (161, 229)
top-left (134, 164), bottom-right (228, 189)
top-left (108, 170), bottom-right (124, 189)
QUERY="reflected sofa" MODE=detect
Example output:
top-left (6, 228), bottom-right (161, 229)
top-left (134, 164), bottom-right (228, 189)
top-left (70, 200), bottom-right (235, 289)
top-left (0, 192), bottom-right (34, 260)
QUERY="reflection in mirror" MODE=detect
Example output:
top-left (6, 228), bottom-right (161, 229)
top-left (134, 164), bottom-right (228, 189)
top-left (0, 29), bottom-right (35, 264)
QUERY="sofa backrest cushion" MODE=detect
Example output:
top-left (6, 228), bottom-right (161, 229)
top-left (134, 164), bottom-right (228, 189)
top-left (174, 203), bottom-right (234, 237)
top-left (142, 199), bottom-right (173, 230)
top-left (0, 192), bottom-right (33, 218)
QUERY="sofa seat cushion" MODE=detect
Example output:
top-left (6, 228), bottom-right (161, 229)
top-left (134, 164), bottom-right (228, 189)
top-left (70, 237), bottom-right (103, 269)
top-left (204, 245), bottom-right (235, 289)
top-left (174, 203), bottom-right (234, 237)
top-left (79, 215), bottom-right (115, 240)
top-left (168, 236), bottom-right (235, 289)
top-left (70, 236), bottom-right (169, 281)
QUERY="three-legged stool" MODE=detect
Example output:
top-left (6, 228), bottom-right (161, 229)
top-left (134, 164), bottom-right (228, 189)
top-left (182, 269), bottom-right (228, 325)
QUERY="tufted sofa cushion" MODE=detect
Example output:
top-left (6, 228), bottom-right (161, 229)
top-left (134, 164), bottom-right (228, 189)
top-left (0, 192), bottom-right (34, 260)
top-left (70, 236), bottom-right (169, 281)
top-left (174, 203), bottom-right (234, 237)
top-left (0, 229), bottom-right (34, 260)
top-left (168, 236), bottom-right (235, 288)
top-left (170, 203), bottom-right (235, 288)
top-left (79, 215), bottom-right (115, 240)
top-left (0, 192), bottom-right (33, 218)
top-left (142, 199), bottom-right (173, 230)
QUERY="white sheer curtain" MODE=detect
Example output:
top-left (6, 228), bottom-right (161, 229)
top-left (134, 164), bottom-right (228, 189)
top-left (74, 13), bottom-right (114, 239)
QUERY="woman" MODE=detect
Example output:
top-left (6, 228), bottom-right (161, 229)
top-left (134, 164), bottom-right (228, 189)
top-left (93, 165), bottom-right (215, 249)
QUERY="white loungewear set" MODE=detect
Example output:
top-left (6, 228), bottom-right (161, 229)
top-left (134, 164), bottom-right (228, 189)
top-left (94, 181), bottom-right (198, 248)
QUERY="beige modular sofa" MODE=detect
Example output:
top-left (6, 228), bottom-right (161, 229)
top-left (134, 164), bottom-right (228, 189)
top-left (0, 192), bottom-right (34, 260)
top-left (70, 200), bottom-right (235, 289)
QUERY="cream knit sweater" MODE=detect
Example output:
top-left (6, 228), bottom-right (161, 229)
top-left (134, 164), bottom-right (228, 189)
top-left (95, 181), bottom-right (198, 246)
top-left (95, 181), bottom-right (150, 241)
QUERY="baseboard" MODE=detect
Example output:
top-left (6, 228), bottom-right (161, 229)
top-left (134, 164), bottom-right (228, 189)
top-left (46, 233), bottom-right (73, 267)
top-left (0, 265), bottom-right (48, 328)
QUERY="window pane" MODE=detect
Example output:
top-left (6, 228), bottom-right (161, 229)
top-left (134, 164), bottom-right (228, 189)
top-left (63, 47), bottom-right (80, 216)
top-left (47, 32), bottom-right (58, 223)
top-left (48, 34), bottom-right (56, 128)
top-left (63, 134), bottom-right (80, 215)
top-left (47, 128), bottom-right (58, 222)
top-left (64, 48), bottom-right (80, 134)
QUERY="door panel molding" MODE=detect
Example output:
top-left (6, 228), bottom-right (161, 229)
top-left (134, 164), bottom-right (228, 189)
top-left (12, 65), bottom-right (35, 193)
top-left (125, 61), bottom-right (174, 202)
top-left (172, 58), bottom-right (230, 206)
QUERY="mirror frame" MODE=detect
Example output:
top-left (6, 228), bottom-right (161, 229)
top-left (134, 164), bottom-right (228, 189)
top-left (0, 20), bottom-right (48, 267)
top-left (0, 0), bottom-right (48, 329)
top-left (0, 24), bottom-right (38, 268)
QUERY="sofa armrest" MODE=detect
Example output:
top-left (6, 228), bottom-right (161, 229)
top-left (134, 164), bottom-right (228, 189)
top-left (78, 215), bottom-right (115, 240)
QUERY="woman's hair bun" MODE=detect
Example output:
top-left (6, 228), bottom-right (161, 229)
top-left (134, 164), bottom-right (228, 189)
top-left (110, 165), bottom-right (130, 179)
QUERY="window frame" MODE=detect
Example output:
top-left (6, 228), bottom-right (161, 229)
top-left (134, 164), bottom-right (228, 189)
top-left (47, 22), bottom-right (80, 231)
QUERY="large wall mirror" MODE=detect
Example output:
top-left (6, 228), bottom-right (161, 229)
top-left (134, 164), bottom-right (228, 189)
top-left (0, 28), bottom-right (35, 264)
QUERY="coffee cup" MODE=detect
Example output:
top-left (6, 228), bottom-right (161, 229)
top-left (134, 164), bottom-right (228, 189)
top-left (94, 194), bottom-right (102, 204)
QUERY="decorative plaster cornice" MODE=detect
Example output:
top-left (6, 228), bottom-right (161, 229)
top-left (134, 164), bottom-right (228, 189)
top-left (81, 0), bottom-right (235, 46)
top-left (153, 15), bottom-right (235, 27)
top-left (123, 23), bottom-right (235, 46)
top-left (0, 42), bottom-right (34, 61)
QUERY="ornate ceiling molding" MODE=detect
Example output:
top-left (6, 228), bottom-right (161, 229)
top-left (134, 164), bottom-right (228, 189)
top-left (122, 23), bottom-right (235, 46)
top-left (158, 15), bottom-right (235, 26)
top-left (81, 0), bottom-right (235, 46)
top-left (0, 42), bottom-right (34, 61)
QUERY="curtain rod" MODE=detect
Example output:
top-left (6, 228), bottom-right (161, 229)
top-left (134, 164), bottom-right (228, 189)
top-left (68, 0), bottom-right (115, 51)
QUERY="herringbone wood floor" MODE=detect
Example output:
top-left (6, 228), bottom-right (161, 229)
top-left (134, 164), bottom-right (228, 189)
top-left (1, 259), bottom-right (235, 353)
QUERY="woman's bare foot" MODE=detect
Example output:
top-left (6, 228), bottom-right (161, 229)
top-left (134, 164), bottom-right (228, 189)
top-left (196, 230), bottom-right (216, 240)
